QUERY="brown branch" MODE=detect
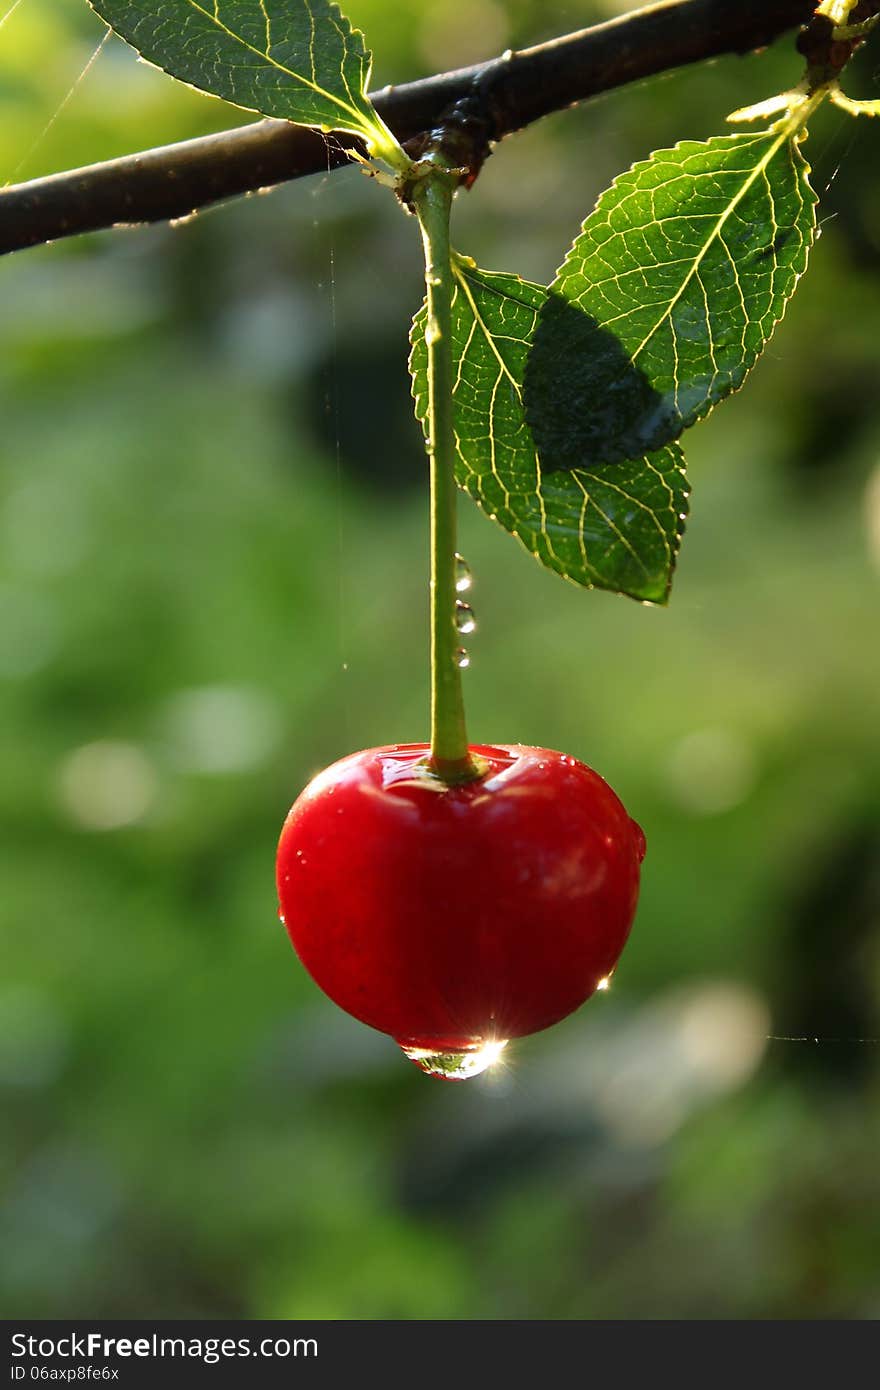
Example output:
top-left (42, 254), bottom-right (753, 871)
top-left (0, 0), bottom-right (817, 257)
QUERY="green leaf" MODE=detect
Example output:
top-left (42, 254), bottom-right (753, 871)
top-left (88, 0), bottom-right (401, 158)
top-left (410, 259), bottom-right (689, 604)
top-left (525, 130), bottom-right (817, 470)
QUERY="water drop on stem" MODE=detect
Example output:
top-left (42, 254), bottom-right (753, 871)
top-left (455, 602), bottom-right (476, 635)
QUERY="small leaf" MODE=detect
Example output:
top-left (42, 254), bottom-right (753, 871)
top-left (89, 0), bottom-right (400, 158)
top-left (829, 88), bottom-right (880, 117)
top-left (410, 259), bottom-right (689, 604)
top-left (525, 130), bottom-right (817, 470)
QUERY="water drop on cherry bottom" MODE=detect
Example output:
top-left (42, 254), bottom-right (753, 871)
top-left (276, 743), bottom-right (646, 1080)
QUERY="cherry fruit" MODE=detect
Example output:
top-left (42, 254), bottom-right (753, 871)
top-left (276, 743), bottom-right (645, 1079)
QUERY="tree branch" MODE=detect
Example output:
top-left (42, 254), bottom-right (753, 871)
top-left (0, 0), bottom-right (816, 257)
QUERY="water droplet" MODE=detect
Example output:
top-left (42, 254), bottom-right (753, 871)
top-left (596, 975), bottom-right (611, 992)
top-left (454, 601), bottom-right (476, 635)
top-left (399, 1039), bottom-right (508, 1081)
top-left (456, 648), bottom-right (470, 669)
top-left (631, 819), bottom-right (647, 862)
top-left (454, 554), bottom-right (472, 593)
top-left (425, 321), bottom-right (442, 346)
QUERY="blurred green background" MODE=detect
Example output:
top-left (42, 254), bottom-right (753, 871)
top-left (1, 0), bottom-right (879, 1320)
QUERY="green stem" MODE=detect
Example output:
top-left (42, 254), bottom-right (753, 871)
top-left (412, 168), bottom-right (478, 784)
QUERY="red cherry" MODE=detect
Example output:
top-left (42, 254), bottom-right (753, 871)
top-left (276, 744), bottom-right (645, 1079)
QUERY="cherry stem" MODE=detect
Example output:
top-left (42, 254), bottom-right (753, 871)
top-left (412, 167), bottom-right (479, 784)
